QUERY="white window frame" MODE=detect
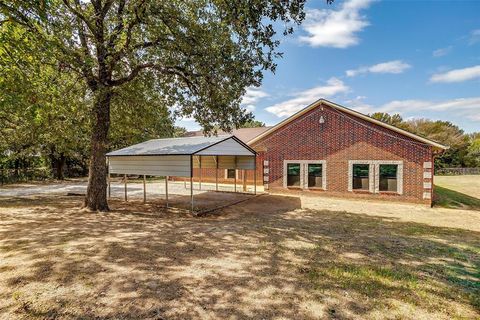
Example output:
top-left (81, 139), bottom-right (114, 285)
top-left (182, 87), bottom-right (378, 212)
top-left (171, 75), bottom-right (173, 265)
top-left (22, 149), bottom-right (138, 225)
top-left (283, 160), bottom-right (327, 190)
top-left (348, 160), bottom-right (403, 194)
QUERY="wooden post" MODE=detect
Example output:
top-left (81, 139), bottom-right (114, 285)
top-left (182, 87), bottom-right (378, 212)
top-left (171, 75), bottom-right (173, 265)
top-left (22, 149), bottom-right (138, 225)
top-left (165, 176), bottom-right (169, 208)
top-left (143, 175), bottom-right (146, 203)
top-left (108, 172), bottom-right (111, 198)
top-left (215, 156), bottom-right (219, 192)
top-left (124, 174), bottom-right (127, 201)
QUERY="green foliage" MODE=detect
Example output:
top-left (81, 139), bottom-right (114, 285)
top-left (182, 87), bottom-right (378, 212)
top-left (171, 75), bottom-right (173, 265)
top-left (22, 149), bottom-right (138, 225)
top-left (370, 112), bottom-right (479, 169)
top-left (0, 0), bottom-right (308, 133)
top-left (0, 21), bottom-right (178, 175)
top-left (370, 112), bottom-right (409, 130)
top-left (239, 120), bottom-right (266, 128)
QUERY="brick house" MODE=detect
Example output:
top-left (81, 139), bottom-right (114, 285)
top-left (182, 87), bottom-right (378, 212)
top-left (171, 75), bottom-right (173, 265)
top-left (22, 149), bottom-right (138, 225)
top-left (185, 99), bottom-right (448, 205)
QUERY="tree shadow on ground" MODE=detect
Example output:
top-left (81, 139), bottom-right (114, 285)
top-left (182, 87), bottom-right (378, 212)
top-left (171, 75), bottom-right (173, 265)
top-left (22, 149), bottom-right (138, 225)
top-left (0, 194), bottom-right (478, 319)
top-left (434, 185), bottom-right (480, 211)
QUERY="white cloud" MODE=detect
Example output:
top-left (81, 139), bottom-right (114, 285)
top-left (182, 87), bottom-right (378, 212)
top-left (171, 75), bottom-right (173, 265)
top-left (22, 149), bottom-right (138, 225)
top-left (432, 46), bottom-right (452, 57)
top-left (299, 0), bottom-right (373, 48)
top-left (345, 97), bottom-right (480, 122)
top-left (241, 87), bottom-right (269, 111)
top-left (380, 97), bottom-right (480, 113)
top-left (430, 65), bottom-right (480, 83)
top-left (468, 29), bottom-right (480, 45)
top-left (265, 78), bottom-right (349, 117)
top-left (346, 60), bottom-right (411, 77)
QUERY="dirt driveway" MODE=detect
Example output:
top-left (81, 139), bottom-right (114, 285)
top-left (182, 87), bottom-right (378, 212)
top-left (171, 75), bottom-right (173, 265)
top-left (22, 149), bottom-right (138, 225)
top-left (0, 181), bottom-right (478, 319)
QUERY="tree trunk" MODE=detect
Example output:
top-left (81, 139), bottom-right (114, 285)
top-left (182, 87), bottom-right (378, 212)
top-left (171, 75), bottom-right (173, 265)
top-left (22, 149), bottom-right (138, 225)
top-left (84, 87), bottom-right (112, 211)
top-left (56, 154), bottom-right (66, 180)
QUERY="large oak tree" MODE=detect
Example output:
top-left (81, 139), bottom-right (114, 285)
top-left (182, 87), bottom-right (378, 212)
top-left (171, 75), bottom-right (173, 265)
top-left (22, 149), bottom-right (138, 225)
top-left (1, 0), bottom-right (308, 210)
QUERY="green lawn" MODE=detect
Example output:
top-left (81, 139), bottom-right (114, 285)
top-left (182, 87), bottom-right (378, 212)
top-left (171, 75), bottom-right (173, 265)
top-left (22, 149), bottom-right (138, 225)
top-left (434, 175), bottom-right (480, 210)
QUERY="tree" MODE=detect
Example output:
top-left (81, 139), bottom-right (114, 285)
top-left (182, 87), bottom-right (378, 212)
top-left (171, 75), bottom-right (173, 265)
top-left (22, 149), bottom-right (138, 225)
top-left (370, 112), bottom-right (410, 130)
top-left (240, 120), bottom-right (266, 128)
top-left (0, 22), bottom-right (180, 180)
top-left (405, 119), bottom-right (469, 168)
top-left (1, 0), bottom-right (308, 210)
top-left (465, 133), bottom-right (480, 167)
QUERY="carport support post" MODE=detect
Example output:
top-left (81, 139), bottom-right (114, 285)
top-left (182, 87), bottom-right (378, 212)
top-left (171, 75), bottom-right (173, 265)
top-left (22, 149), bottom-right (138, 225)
top-left (165, 176), bottom-right (169, 208)
top-left (243, 169), bottom-right (247, 192)
top-left (234, 156), bottom-right (237, 192)
top-left (143, 175), bottom-right (146, 203)
top-left (108, 172), bottom-right (111, 199)
top-left (124, 174), bottom-right (127, 201)
top-left (199, 156), bottom-right (202, 190)
top-left (190, 155), bottom-right (194, 214)
top-left (254, 155), bottom-right (257, 195)
top-left (215, 156), bottom-right (219, 192)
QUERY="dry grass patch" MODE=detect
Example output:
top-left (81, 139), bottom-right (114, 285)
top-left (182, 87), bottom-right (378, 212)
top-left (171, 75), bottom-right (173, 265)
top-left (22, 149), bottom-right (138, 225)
top-left (0, 194), bottom-right (479, 319)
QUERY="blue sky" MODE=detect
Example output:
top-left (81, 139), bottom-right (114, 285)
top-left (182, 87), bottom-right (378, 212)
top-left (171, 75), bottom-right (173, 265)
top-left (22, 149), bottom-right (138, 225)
top-left (177, 0), bottom-right (480, 133)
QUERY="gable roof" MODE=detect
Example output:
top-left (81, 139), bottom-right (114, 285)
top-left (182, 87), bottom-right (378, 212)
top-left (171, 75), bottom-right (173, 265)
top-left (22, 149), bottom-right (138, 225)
top-left (249, 99), bottom-right (449, 150)
top-left (185, 127), bottom-right (272, 144)
top-left (107, 135), bottom-right (255, 156)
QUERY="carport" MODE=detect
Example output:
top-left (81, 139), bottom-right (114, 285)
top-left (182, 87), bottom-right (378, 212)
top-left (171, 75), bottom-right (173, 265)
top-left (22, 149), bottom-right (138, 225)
top-left (106, 135), bottom-right (257, 213)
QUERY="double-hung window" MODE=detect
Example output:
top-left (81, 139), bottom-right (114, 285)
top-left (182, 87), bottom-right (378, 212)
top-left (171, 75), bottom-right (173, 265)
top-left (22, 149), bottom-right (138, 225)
top-left (379, 164), bottom-right (398, 192)
top-left (287, 163), bottom-right (301, 187)
top-left (352, 164), bottom-right (370, 191)
top-left (308, 163), bottom-right (323, 188)
top-left (226, 169), bottom-right (236, 179)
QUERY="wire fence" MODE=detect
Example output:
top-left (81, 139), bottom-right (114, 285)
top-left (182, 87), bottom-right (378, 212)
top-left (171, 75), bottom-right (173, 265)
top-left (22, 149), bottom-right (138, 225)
top-left (436, 167), bottom-right (480, 176)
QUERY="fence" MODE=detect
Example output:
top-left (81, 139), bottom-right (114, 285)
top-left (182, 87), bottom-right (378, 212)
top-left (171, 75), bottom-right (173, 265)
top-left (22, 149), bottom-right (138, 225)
top-left (436, 167), bottom-right (480, 176)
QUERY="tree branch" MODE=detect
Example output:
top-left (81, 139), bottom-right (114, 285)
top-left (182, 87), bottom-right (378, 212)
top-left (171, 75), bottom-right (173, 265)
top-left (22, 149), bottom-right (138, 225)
top-left (108, 63), bottom-right (199, 94)
top-left (61, 0), bottom-right (95, 34)
top-left (106, 0), bottom-right (146, 70)
top-left (106, 0), bottom-right (126, 50)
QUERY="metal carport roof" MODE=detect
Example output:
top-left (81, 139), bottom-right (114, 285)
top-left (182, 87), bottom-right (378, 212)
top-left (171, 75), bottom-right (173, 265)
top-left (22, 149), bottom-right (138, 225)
top-left (106, 135), bottom-right (256, 157)
top-left (105, 135), bottom-right (257, 213)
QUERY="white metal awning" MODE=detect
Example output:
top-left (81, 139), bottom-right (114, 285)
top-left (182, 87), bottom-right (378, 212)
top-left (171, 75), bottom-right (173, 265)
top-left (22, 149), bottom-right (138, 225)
top-left (106, 135), bottom-right (257, 213)
top-left (106, 135), bottom-right (256, 177)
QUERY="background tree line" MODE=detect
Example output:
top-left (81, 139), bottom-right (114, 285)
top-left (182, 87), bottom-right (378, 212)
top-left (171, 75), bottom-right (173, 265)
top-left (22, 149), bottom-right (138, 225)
top-left (369, 112), bottom-right (480, 169)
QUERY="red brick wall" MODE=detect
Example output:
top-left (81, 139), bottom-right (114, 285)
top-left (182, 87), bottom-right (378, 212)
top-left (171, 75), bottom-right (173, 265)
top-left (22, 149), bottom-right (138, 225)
top-left (171, 156), bottom-right (264, 186)
top-left (251, 103), bottom-right (432, 204)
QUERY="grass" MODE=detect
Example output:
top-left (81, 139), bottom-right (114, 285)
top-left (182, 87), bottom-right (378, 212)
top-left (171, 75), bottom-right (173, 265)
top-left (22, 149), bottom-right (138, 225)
top-left (1, 175), bottom-right (479, 319)
top-left (0, 193), bottom-right (479, 319)
top-left (434, 175), bottom-right (480, 210)
top-left (434, 185), bottom-right (480, 210)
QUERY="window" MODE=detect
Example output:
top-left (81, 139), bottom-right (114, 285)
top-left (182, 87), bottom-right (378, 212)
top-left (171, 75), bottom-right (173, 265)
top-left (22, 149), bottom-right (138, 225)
top-left (283, 160), bottom-right (327, 189)
top-left (308, 164), bottom-right (323, 188)
top-left (349, 160), bottom-right (403, 194)
top-left (287, 163), bottom-right (301, 187)
top-left (226, 169), bottom-right (236, 179)
top-left (379, 164), bottom-right (398, 192)
top-left (352, 164), bottom-right (369, 190)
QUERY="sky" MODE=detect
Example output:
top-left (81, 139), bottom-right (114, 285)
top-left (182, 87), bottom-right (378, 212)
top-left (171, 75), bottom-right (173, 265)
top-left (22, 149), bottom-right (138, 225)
top-left (177, 0), bottom-right (480, 133)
